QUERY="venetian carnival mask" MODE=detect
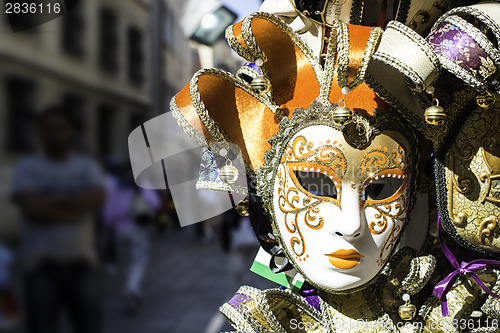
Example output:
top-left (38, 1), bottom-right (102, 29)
top-left (257, 102), bottom-right (415, 291)
top-left (167, 12), bottom-right (418, 292)
top-left (126, 3), bottom-right (500, 331)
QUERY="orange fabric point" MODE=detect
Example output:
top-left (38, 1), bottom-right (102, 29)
top-left (174, 15), bottom-right (392, 170)
top-left (175, 83), bottom-right (213, 141)
top-left (198, 74), bottom-right (279, 170)
top-left (329, 25), bottom-right (389, 117)
top-left (232, 21), bottom-right (249, 52)
top-left (250, 17), bottom-right (321, 113)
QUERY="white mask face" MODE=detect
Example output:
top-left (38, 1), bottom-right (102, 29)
top-left (272, 124), bottom-right (411, 291)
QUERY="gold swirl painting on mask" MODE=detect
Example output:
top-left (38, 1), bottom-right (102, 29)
top-left (275, 131), bottom-right (410, 264)
top-left (360, 145), bottom-right (407, 182)
top-left (360, 144), bottom-right (409, 266)
top-left (277, 135), bottom-right (347, 258)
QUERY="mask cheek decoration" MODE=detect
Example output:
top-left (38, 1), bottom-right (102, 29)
top-left (276, 162), bottom-right (318, 258)
top-left (359, 143), bottom-right (411, 267)
top-left (273, 135), bottom-right (347, 260)
top-left (362, 168), bottom-right (410, 267)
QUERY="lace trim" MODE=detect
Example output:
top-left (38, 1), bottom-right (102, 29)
top-left (394, 0), bottom-right (412, 25)
top-left (434, 153), bottom-right (494, 255)
top-left (171, 97), bottom-right (208, 148)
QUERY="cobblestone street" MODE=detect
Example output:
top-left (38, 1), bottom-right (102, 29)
top-left (99, 225), bottom-right (274, 333)
top-left (6, 225), bottom-right (274, 333)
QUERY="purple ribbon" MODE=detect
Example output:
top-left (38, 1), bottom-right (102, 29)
top-left (433, 215), bottom-right (500, 316)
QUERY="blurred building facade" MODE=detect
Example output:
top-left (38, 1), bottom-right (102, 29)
top-left (0, 0), bottom-right (243, 241)
top-left (1, 0), bottom-right (154, 162)
top-left (0, 0), bottom-right (158, 240)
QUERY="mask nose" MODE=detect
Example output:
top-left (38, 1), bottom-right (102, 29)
top-left (330, 182), bottom-right (364, 241)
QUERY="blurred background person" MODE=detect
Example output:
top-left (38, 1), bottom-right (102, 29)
top-left (10, 106), bottom-right (105, 333)
top-left (0, 242), bottom-right (19, 330)
top-left (101, 163), bottom-right (161, 314)
top-left (219, 209), bottom-right (260, 292)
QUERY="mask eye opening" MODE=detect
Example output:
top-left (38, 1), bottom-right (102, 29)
top-left (361, 169), bottom-right (407, 203)
top-left (287, 162), bottom-right (341, 201)
top-left (294, 170), bottom-right (338, 199)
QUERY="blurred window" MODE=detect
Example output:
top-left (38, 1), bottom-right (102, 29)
top-left (98, 8), bottom-right (119, 73)
top-left (62, 93), bottom-right (86, 132)
top-left (97, 104), bottom-right (115, 156)
top-left (162, 4), bottom-right (176, 48)
top-left (62, 93), bottom-right (86, 150)
top-left (3, 9), bottom-right (39, 34)
top-left (164, 81), bottom-right (177, 107)
top-left (5, 76), bottom-right (37, 153)
top-left (62, 3), bottom-right (85, 57)
top-left (127, 26), bottom-right (144, 84)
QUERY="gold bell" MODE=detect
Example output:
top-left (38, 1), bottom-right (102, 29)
top-left (476, 91), bottom-right (496, 109)
top-left (251, 76), bottom-right (270, 94)
top-left (398, 294), bottom-right (416, 321)
top-left (333, 106), bottom-right (353, 126)
top-left (219, 163), bottom-right (239, 184)
top-left (398, 304), bottom-right (417, 321)
top-left (424, 90), bottom-right (446, 125)
top-left (424, 105), bottom-right (446, 125)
